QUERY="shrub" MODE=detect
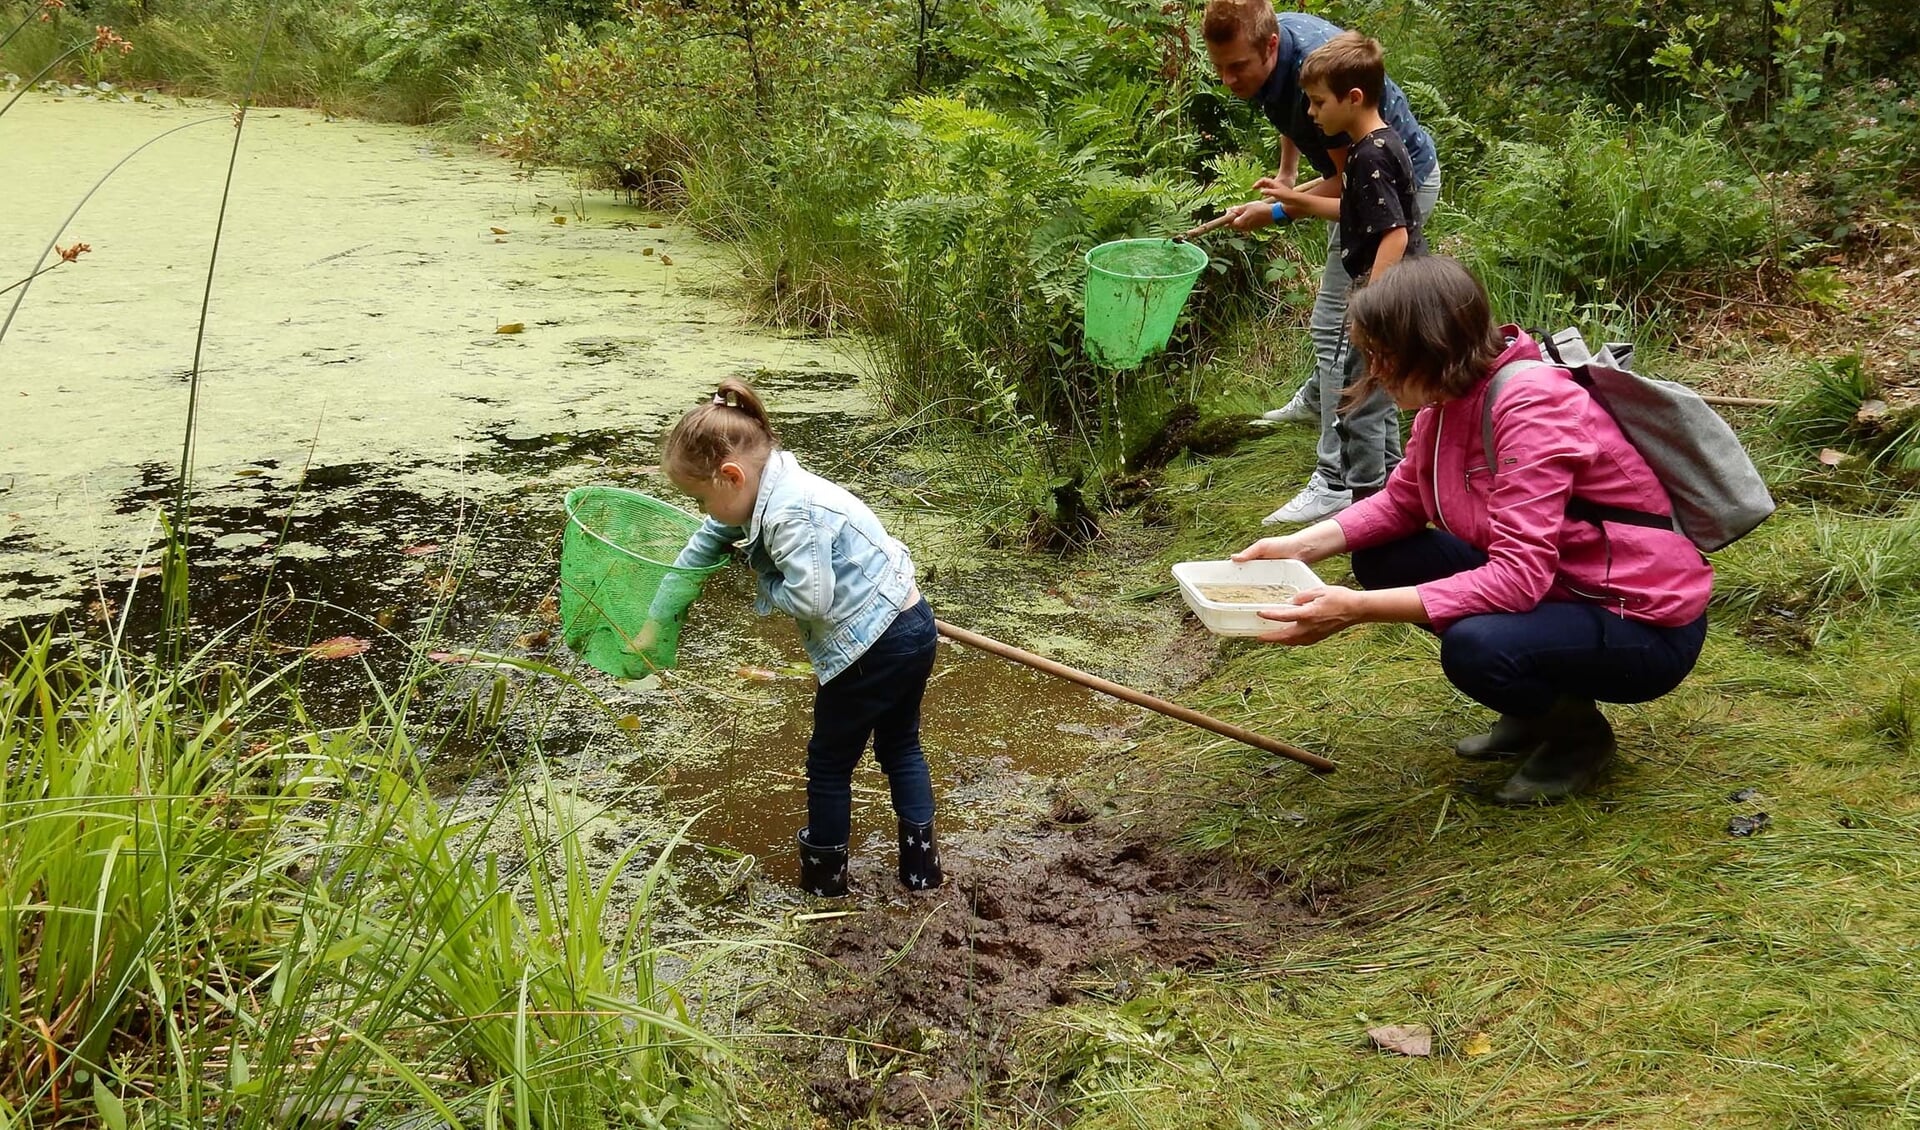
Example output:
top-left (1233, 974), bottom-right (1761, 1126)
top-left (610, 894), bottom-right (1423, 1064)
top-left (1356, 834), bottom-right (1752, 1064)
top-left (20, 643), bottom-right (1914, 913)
top-left (501, 0), bottom-right (908, 192)
top-left (1449, 105), bottom-right (1773, 315)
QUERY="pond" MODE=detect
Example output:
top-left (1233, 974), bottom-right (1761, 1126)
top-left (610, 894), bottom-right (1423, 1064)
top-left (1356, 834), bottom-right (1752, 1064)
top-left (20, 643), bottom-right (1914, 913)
top-left (0, 93), bottom-right (1151, 886)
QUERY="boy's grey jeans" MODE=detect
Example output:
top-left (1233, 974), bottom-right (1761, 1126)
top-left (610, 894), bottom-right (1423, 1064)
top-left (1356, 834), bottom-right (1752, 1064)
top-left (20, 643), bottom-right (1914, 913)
top-left (1297, 165), bottom-right (1444, 493)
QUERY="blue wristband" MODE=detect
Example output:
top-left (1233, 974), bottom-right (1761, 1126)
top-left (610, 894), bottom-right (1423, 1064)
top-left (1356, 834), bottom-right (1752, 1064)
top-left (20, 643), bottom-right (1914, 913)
top-left (1270, 201), bottom-right (1289, 224)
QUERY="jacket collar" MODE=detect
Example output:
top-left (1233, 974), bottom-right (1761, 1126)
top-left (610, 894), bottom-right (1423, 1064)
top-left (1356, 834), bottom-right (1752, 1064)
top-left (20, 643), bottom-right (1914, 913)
top-left (743, 449), bottom-right (797, 546)
top-left (1490, 325), bottom-right (1544, 375)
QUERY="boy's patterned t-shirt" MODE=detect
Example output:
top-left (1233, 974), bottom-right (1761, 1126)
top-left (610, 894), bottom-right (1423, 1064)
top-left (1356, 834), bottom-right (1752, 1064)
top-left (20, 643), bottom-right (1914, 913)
top-left (1339, 126), bottom-right (1427, 281)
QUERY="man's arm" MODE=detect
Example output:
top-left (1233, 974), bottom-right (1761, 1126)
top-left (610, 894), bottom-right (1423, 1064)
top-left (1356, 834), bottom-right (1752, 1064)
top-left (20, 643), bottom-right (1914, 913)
top-left (1259, 145), bottom-right (1345, 221)
top-left (1254, 136), bottom-right (1301, 192)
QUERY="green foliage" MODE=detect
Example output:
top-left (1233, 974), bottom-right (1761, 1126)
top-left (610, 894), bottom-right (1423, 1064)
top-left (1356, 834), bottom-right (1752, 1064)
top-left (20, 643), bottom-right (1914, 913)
top-left (1776, 354), bottom-right (1920, 474)
top-left (1419, 0), bottom-right (1919, 122)
top-left (1451, 106), bottom-right (1772, 317)
top-left (501, 0), bottom-right (907, 189)
top-left (857, 91), bottom-right (1204, 427)
top-left (1774, 76), bottom-right (1920, 238)
top-left (0, 637), bottom-right (729, 1126)
top-left (0, 0), bottom-right (393, 113)
top-left (360, 787), bottom-right (730, 1126)
top-left (1869, 675), bottom-right (1920, 751)
top-left (0, 643), bottom-right (301, 1101)
top-left (350, 0), bottom-right (542, 94)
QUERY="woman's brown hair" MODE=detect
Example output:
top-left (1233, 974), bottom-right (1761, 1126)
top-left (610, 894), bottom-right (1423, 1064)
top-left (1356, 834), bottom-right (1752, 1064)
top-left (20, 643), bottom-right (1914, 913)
top-left (1343, 256), bottom-right (1506, 409)
top-left (663, 377), bottom-right (779, 481)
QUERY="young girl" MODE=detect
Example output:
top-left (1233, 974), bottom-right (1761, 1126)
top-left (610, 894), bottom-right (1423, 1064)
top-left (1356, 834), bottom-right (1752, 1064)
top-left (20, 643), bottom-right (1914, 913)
top-left (654, 378), bottom-right (941, 895)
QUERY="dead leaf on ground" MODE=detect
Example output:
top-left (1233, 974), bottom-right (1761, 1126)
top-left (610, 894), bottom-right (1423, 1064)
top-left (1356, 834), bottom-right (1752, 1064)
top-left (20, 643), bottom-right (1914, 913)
top-left (401, 542), bottom-right (441, 557)
top-left (490, 226), bottom-right (508, 235)
top-left (495, 322), bottom-right (525, 335)
top-left (427, 650), bottom-right (475, 664)
top-left (1366, 1024), bottom-right (1432, 1057)
top-left (1463, 1032), bottom-right (1493, 1057)
top-left (536, 594), bottom-right (561, 623)
top-left (659, 254), bottom-right (673, 266)
top-left (1818, 447), bottom-right (1848, 466)
top-left (88, 598), bottom-right (117, 624)
top-left (306, 636), bottom-right (372, 660)
top-left (125, 564), bottom-right (163, 580)
top-left (642, 246), bottom-right (655, 256)
top-left (736, 665), bottom-right (780, 682)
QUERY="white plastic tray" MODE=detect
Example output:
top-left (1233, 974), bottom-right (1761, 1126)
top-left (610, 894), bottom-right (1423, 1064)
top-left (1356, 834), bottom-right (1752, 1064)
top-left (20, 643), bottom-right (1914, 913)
top-left (1172, 558), bottom-right (1324, 636)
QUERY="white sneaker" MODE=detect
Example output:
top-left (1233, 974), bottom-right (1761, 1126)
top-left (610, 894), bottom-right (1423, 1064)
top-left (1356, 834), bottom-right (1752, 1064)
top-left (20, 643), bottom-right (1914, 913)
top-left (1262, 475), bottom-right (1352, 525)
top-left (1258, 389), bottom-right (1317, 424)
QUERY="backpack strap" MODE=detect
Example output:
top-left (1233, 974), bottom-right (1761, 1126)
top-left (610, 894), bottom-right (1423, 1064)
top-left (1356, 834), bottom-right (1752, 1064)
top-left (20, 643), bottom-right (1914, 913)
top-left (1481, 357), bottom-right (1675, 533)
top-left (1480, 359), bottom-right (1552, 475)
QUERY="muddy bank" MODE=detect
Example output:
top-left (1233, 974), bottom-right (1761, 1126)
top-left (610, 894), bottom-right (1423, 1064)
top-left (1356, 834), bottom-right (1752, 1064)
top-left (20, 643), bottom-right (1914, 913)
top-left (761, 805), bottom-right (1317, 1125)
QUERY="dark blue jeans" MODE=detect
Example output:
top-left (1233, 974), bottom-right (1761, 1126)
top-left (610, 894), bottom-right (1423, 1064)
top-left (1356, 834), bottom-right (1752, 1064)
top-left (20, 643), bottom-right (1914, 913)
top-left (805, 598), bottom-right (938, 846)
top-left (1352, 531), bottom-right (1708, 717)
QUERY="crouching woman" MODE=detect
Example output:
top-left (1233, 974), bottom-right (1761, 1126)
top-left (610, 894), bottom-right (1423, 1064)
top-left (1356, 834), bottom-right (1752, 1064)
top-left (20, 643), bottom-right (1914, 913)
top-left (1234, 256), bottom-right (1711, 803)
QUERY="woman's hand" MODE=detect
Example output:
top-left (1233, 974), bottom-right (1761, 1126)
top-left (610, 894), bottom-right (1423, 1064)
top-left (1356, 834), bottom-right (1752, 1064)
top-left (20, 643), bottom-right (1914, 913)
top-left (1233, 518), bottom-right (1347, 565)
top-left (1253, 585), bottom-right (1365, 646)
top-left (1232, 534), bottom-right (1309, 562)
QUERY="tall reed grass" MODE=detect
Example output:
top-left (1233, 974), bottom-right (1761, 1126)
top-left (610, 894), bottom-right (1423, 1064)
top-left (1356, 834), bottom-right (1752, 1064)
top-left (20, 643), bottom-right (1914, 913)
top-left (0, 633), bottom-right (731, 1127)
top-left (0, 3), bottom-right (449, 121)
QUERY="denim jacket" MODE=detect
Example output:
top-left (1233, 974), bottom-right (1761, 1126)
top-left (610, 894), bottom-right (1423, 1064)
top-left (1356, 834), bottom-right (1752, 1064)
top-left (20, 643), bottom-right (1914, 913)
top-left (673, 450), bottom-right (919, 683)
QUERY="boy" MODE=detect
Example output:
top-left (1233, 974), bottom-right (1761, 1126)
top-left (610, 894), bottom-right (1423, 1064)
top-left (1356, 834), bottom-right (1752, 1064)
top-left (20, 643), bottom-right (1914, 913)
top-left (1277, 33), bottom-right (1425, 286)
top-left (1199, 1), bottom-right (1441, 525)
top-left (1258, 31), bottom-right (1426, 513)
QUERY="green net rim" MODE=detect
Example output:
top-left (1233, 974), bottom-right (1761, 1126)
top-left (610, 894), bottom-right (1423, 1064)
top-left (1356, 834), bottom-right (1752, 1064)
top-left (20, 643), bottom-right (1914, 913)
top-left (1084, 238), bottom-right (1209, 282)
top-left (562, 486), bottom-right (728, 575)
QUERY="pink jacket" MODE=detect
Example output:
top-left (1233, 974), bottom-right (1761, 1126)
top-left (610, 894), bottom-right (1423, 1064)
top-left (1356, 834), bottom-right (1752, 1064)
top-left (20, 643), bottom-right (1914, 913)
top-left (1334, 329), bottom-right (1714, 630)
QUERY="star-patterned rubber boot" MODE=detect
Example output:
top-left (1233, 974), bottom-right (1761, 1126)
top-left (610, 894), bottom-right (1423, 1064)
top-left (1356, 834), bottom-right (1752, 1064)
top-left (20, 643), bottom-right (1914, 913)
top-left (896, 817), bottom-right (944, 891)
top-left (795, 827), bottom-right (849, 897)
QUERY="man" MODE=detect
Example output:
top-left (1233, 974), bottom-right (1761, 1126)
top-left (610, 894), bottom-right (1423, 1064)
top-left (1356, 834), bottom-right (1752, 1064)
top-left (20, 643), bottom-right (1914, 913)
top-left (1202, 0), bottom-right (1442, 524)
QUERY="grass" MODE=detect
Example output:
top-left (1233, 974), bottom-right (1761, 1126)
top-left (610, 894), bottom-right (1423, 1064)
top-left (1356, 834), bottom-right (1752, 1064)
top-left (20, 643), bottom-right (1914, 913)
top-left (985, 385), bottom-right (1920, 1127)
top-left (0, 629), bottom-right (733, 1127)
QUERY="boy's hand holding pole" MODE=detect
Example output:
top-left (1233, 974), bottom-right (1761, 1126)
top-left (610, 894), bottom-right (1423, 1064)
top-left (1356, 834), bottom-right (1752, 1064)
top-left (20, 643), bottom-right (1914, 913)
top-left (1224, 199), bottom-right (1279, 231)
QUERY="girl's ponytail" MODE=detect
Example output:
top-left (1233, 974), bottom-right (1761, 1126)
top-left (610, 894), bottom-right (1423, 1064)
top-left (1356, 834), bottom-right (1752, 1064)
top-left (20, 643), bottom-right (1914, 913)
top-left (664, 378), bottom-right (779, 480)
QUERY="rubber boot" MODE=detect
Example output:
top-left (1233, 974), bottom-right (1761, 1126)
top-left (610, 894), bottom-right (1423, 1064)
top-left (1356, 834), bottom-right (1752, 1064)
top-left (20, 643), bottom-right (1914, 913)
top-left (1454, 713), bottom-right (1547, 760)
top-left (1493, 698), bottom-right (1616, 805)
top-left (795, 827), bottom-right (849, 897)
top-left (896, 817), bottom-right (944, 891)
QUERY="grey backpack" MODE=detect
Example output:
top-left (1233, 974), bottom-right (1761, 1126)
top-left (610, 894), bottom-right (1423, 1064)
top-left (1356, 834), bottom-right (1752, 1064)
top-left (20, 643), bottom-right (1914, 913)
top-left (1483, 328), bottom-right (1776, 552)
